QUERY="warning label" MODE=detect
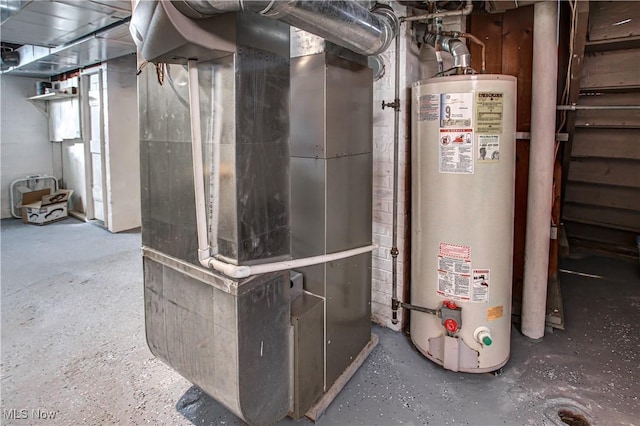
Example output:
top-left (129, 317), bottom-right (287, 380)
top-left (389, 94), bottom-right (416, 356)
top-left (439, 129), bottom-right (473, 174)
top-left (472, 269), bottom-right (490, 303)
top-left (476, 92), bottom-right (504, 134)
top-left (478, 134), bottom-right (500, 163)
top-left (437, 243), bottom-right (472, 301)
top-left (440, 93), bottom-right (473, 128)
top-left (418, 94), bottom-right (439, 122)
top-left (439, 242), bottom-right (471, 260)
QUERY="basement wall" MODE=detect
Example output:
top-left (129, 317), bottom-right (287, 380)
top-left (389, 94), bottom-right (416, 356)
top-left (0, 75), bottom-right (56, 219)
top-left (371, 3), bottom-right (421, 330)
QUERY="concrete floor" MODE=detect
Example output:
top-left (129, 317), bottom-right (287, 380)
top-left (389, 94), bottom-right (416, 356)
top-left (1, 218), bottom-right (638, 425)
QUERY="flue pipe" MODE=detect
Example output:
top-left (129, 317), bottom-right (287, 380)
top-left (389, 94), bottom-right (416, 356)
top-left (423, 32), bottom-right (471, 69)
top-left (437, 30), bottom-right (486, 73)
top-left (177, 0), bottom-right (398, 56)
top-left (522, 1), bottom-right (559, 340)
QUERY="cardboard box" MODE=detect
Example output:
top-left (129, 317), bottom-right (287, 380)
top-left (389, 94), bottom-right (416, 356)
top-left (21, 189), bottom-right (73, 225)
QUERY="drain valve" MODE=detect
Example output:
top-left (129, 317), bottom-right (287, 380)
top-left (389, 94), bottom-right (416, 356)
top-left (473, 326), bottom-right (493, 346)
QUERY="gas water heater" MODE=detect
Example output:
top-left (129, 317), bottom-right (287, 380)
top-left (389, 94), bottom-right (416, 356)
top-left (411, 74), bottom-right (517, 373)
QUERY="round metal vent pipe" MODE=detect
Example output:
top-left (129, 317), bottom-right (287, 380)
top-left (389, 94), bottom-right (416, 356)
top-left (176, 0), bottom-right (398, 56)
top-left (423, 32), bottom-right (471, 69)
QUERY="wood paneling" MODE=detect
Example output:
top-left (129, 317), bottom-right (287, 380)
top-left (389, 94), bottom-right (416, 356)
top-left (588, 1), bottom-right (640, 41)
top-left (581, 49), bottom-right (640, 90)
top-left (501, 5), bottom-right (534, 132)
top-left (568, 159), bottom-right (640, 187)
top-left (512, 139), bottom-right (530, 314)
top-left (469, 6), bottom-right (535, 316)
top-left (563, 203), bottom-right (640, 232)
top-left (468, 14), bottom-right (503, 74)
top-left (565, 182), bottom-right (640, 210)
top-left (564, 221), bottom-right (639, 256)
top-left (572, 128), bottom-right (640, 159)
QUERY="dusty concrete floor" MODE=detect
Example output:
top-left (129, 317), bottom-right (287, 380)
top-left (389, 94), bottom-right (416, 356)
top-left (1, 218), bottom-right (638, 425)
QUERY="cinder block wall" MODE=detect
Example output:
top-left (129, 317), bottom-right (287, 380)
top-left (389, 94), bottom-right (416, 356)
top-left (371, 3), bottom-right (421, 330)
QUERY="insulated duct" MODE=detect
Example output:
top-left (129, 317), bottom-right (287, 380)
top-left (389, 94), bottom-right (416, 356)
top-left (423, 32), bottom-right (471, 69)
top-left (175, 0), bottom-right (398, 56)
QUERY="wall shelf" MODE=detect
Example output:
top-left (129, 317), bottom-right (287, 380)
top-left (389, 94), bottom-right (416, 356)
top-left (28, 91), bottom-right (78, 102)
top-left (27, 90), bottom-right (78, 117)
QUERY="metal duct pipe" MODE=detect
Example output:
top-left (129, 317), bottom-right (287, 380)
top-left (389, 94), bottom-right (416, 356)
top-left (423, 32), bottom-right (471, 69)
top-left (177, 0), bottom-right (398, 56)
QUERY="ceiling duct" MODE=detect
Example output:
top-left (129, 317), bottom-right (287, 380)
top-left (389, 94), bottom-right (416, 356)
top-left (2, 19), bottom-right (135, 77)
top-left (134, 0), bottom-right (397, 59)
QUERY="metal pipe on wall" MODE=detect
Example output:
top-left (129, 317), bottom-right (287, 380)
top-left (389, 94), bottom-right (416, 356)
top-left (522, 1), bottom-right (559, 340)
top-left (557, 104), bottom-right (640, 110)
top-left (390, 28), bottom-right (401, 325)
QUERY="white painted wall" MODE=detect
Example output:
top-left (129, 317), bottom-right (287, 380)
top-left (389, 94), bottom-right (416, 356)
top-left (0, 75), bottom-right (56, 218)
top-left (371, 3), bottom-right (422, 330)
top-left (103, 55), bottom-right (141, 232)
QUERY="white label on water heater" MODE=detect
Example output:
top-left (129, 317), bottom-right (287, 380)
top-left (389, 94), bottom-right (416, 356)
top-left (439, 129), bottom-right (474, 174)
top-left (440, 93), bottom-right (473, 128)
top-left (437, 242), bottom-right (471, 301)
top-left (418, 94), bottom-right (439, 122)
top-left (477, 135), bottom-right (500, 163)
top-left (439, 93), bottom-right (475, 174)
top-left (472, 269), bottom-right (490, 303)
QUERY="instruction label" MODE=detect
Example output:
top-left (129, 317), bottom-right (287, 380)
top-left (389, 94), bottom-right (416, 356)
top-left (437, 242), bottom-right (471, 301)
top-left (472, 269), bottom-right (490, 303)
top-left (439, 93), bottom-right (474, 174)
top-left (477, 135), bottom-right (500, 162)
top-left (476, 92), bottom-right (504, 134)
top-left (418, 94), bottom-right (439, 122)
top-left (439, 129), bottom-right (474, 174)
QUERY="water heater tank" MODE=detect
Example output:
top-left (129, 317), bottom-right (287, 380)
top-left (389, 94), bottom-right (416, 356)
top-left (410, 74), bottom-right (517, 373)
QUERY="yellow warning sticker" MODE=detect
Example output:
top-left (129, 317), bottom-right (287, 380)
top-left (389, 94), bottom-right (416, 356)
top-left (487, 305), bottom-right (504, 321)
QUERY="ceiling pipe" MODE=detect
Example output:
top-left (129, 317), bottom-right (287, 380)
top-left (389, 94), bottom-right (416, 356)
top-left (522, 1), bottom-right (559, 340)
top-left (401, 0), bottom-right (473, 22)
top-left (175, 0), bottom-right (398, 56)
